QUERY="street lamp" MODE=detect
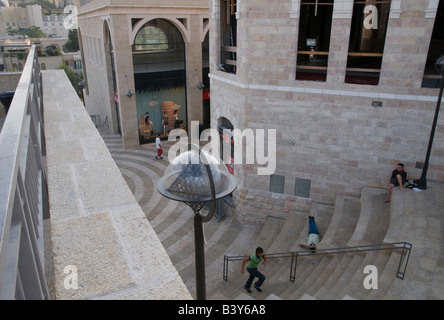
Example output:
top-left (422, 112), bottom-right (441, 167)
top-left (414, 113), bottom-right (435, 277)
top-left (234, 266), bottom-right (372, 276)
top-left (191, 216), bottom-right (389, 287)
top-left (157, 144), bottom-right (237, 300)
top-left (417, 54), bottom-right (444, 190)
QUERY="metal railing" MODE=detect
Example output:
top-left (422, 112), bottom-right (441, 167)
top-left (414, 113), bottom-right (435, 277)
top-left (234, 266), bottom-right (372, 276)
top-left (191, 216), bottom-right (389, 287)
top-left (223, 242), bottom-right (412, 283)
top-left (0, 45), bottom-right (49, 300)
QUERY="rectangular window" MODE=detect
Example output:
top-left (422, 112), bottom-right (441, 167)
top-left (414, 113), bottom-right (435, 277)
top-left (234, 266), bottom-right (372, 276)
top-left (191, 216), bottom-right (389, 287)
top-left (219, 0), bottom-right (237, 74)
top-left (422, 0), bottom-right (444, 88)
top-left (345, 0), bottom-right (392, 85)
top-left (294, 178), bottom-right (311, 198)
top-left (270, 175), bottom-right (285, 194)
top-left (296, 0), bottom-right (334, 82)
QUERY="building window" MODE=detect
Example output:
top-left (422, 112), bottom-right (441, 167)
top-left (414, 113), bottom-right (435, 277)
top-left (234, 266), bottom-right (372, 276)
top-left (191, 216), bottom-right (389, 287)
top-left (270, 175), bottom-right (285, 194)
top-left (345, 0), bottom-right (392, 85)
top-left (294, 178), bottom-right (311, 198)
top-left (132, 19), bottom-right (187, 144)
top-left (296, 0), bottom-right (334, 82)
top-left (219, 0), bottom-right (237, 74)
top-left (422, 0), bottom-right (444, 88)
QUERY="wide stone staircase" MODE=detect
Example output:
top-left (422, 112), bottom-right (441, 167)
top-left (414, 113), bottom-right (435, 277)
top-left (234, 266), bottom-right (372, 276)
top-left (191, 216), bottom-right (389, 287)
top-left (103, 134), bottom-right (444, 300)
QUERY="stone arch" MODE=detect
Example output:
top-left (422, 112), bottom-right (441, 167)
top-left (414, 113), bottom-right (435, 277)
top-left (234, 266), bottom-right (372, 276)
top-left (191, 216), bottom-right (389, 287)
top-left (130, 16), bottom-right (191, 44)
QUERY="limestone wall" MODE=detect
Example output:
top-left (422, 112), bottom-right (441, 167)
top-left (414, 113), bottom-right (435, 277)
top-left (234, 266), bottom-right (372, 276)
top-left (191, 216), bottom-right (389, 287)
top-left (43, 69), bottom-right (191, 300)
top-left (209, 0), bottom-right (444, 223)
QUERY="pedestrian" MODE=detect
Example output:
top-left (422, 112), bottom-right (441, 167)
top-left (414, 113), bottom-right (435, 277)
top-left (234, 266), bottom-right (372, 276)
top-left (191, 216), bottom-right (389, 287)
top-left (384, 163), bottom-right (409, 203)
top-left (241, 247), bottom-right (267, 293)
top-left (299, 216), bottom-right (320, 253)
top-left (155, 134), bottom-right (163, 160)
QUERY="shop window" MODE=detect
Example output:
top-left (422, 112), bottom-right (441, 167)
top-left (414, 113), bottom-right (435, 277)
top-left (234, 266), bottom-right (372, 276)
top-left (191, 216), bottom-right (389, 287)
top-left (422, 0), bottom-right (444, 88)
top-left (132, 19), bottom-right (187, 144)
top-left (345, 0), bottom-right (392, 85)
top-left (219, 120), bottom-right (235, 175)
top-left (219, 0), bottom-right (237, 74)
top-left (296, 0), bottom-right (334, 82)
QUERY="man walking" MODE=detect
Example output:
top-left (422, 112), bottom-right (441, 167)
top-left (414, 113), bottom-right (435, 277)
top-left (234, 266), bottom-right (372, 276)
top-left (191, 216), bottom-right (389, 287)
top-left (241, 247), bottom-right (267, 293)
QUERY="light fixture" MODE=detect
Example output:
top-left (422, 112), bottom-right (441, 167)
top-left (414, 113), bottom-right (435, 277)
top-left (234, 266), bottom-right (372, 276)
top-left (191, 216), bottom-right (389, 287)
top-left (124, 74), bottom-right (133, 98)
top-left (157, 144), bottom-right (237, 300)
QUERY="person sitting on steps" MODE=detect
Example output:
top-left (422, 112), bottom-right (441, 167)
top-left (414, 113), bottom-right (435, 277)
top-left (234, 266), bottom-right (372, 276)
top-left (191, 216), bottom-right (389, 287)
top-left (384, 163), bottom-right (409, 203)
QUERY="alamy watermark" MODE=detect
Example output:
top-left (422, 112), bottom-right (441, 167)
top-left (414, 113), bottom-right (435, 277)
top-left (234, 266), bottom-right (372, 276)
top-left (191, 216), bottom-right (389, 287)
top-left (167, 121), bottom-right (276, 176)
top-left (63, 265), bottom-right (78, 290)
top-left (63, 5), bottom-right (78, 30)
top-left (363, 265), bottom-right (378, 290)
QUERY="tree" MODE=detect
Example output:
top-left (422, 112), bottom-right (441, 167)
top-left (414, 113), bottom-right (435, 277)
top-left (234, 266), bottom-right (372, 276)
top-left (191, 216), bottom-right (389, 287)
top-left (64, 29), bottom-right (80, 52)
top-left (24, 26), bottom-right (45, 38)
top-left (6, 26), bottom-right (20, 36)
top-left (57, 64), bottom-right (84, 100)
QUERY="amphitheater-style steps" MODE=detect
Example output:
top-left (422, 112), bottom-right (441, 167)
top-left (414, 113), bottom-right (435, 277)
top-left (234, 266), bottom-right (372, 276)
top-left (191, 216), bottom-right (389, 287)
top-left (102, 134), bottom-right (444, 300)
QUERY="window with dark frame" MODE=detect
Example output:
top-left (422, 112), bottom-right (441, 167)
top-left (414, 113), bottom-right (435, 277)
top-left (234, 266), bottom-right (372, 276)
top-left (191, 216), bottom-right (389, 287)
top-left (219, 0), bottom-right (237, 74)
top-left (270, 175), bottom-right (285, 194)
top-left (422, 0), bottom-right (444, 89)
top-left (345, 0), bottom-right (392, 85)
top-left (296, 0), bottom-right (334, 82)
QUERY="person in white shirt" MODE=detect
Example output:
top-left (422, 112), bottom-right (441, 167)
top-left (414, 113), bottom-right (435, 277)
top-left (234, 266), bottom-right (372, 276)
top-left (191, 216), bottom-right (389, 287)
top-left (155, 134), bottom-right (163, 160)
top-left (299, 216), bottom-right (320, 253)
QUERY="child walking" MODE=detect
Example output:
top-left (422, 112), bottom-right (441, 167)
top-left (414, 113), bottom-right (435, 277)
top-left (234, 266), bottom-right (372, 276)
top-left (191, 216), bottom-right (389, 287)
top-left (241, 247), bottom-right (267, 293)
top-left (155, 134), bottom-right (163, 160)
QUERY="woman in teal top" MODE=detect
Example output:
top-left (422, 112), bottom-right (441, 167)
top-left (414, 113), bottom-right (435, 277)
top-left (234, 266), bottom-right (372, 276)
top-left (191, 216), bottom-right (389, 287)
top-left (241, 247), bottom-right (267, 293)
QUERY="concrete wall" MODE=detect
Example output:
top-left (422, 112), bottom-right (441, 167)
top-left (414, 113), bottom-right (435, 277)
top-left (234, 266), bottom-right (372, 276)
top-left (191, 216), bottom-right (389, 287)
top-left (209, 0), bottom-right (444, 223)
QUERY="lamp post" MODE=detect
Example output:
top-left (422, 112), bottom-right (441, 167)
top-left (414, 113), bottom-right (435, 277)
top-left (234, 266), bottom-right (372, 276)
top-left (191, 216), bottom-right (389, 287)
top-left (157, 144), bottom-right (237, 300)
top-left (417, 55), bottom-right (444, 190)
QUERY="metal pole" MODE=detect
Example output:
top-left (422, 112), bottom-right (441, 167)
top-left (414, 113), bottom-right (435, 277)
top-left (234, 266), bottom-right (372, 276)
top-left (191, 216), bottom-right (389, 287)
top-left (417, 68), bottom-right (444, 190)
top-left (194, 213), bottom-right (206, 300)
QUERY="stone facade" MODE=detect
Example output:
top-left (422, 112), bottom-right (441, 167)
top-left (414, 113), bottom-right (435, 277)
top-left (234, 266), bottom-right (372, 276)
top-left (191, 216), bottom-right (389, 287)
top-left (209, 0), bottom-right (444, 223)
top-left (77, 0), bottom-right (209, 149)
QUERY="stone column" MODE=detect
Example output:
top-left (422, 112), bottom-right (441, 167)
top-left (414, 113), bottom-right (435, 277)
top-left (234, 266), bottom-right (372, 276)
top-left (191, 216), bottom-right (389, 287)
top-left (327, 0), bottom-right (353, 83)
top-left (185, 15), bottom-right (204, 129)
top-left (110, 14), bottom-right (139, 149)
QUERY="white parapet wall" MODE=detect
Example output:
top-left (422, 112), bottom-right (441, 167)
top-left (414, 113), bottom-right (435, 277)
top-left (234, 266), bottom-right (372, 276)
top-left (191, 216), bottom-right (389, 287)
top-left (43, 69), bottom-right (192, 300)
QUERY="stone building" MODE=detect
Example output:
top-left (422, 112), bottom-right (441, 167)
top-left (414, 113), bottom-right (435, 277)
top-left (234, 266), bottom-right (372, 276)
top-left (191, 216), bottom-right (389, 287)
top-left (77, 0), bottom-right (210, 148)
top-left (78, 0), bottom-right (444, 224)
top-left (209, 0), bottom-right (444, 223)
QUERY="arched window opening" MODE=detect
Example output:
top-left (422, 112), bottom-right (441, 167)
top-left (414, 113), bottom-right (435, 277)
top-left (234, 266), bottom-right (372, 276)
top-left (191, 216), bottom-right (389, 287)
top-left (133, 19), bottom-right (187, 144)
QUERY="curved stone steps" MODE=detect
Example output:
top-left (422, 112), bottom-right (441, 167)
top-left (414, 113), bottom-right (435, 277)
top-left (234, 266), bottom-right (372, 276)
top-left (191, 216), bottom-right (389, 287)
top-left (320, 195), bottom-right (361, 248)
top-left (284, 256), bottom-right (334, 299)
top-left (348, 187), bottom-right (390, 247)
top-left (338, 250), bottom-right (390, 299)
top-left (309, 255), bottom-right (348, 299)
top-left (102, 134), bottom-right (444, 300)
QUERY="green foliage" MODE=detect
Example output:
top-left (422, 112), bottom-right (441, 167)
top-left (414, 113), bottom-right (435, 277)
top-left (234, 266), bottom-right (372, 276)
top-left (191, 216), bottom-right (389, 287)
top-left (25, 26), bottom-right (46, 38)
top-left (64, 29), bottom-right (80, 52)
top-left (57, 64), bottom-right (84, 100)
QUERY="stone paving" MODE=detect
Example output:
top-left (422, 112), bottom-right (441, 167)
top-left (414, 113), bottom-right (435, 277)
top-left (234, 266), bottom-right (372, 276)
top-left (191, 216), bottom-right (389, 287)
top-left (103, 132), bottom-right (444, 299)
top-left (101, 134), bottom-right (262, 298)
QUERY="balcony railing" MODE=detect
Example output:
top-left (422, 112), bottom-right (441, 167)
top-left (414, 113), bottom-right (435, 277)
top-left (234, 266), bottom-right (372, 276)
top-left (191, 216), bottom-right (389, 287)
top-left (0, 45), bottom-right (49, 300)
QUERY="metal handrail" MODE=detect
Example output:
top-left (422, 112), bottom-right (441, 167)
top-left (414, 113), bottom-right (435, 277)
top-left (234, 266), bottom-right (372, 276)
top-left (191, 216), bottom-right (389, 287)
top-left (0, 45), bottom-right (49, 300)
top-left (223, 242), bottom-right (412, 282)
